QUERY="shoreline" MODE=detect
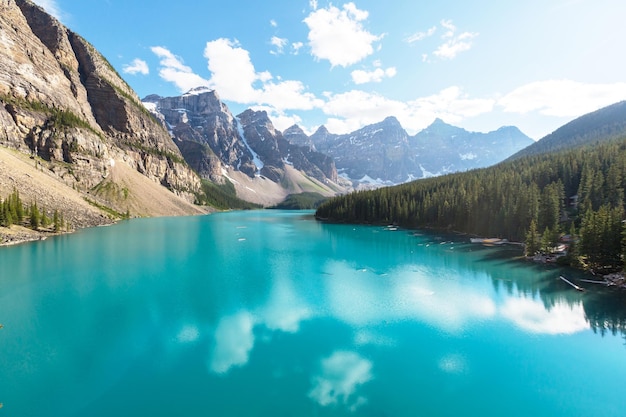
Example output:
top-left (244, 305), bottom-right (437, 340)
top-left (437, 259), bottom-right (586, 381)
top-left (0, 225), bottom-right (75, 247)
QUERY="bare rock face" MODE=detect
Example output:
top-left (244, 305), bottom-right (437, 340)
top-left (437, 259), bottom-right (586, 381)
top-left (144, 89), bottom-right (257, 181)
top-left (144, 90), bottom-right (338, 186)
top-left (0, 0), bottom-right (200, 208)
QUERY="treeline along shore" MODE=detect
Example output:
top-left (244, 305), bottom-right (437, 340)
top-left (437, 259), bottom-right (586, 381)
top-left (316, 135), bottom-right (626, 275)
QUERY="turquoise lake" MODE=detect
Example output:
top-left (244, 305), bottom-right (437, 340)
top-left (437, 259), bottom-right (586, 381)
top-left (1, 210), bottom-right (626, 416)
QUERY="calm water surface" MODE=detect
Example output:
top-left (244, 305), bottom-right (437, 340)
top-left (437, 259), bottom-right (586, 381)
top-left (1, 210), bottom-right (626, 416)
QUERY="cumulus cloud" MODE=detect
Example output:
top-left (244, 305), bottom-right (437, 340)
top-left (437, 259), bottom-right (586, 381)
top-left (303, 2), bottom-right (382, 67)
top-left (308, 351), bottom-right (373, 411)
top-left (203, 38), bottom-right (323, 111)
top-left (151, 46), bottom-right (209, 93)
top-left (499, 79), bottom-right (626, 117)
top-left (203, 39), bottom-right (260, 102)
top-left (123, 58), bottom-right (149, 75)
top-left (351, 67), bottom-right (397, 84)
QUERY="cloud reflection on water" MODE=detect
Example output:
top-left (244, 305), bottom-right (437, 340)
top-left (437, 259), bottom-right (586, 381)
top-left (308, 350), bottom-right (373, 411)
top-left (323, 261), bottom-right (497, 333)
top-left (501, 297), bottom-right (589, 335)
top-left (209, 311), bottom-right (255, 374)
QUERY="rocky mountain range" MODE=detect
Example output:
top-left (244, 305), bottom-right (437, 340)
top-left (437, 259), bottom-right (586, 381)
top-left (0, 0), bottom-right (204, 230)
top-left (286, 116), bottom-right (534, 187)
top-left (144, 86), bottom-right (533, 195)
top-left (142, 89), bottom-right (345, 205)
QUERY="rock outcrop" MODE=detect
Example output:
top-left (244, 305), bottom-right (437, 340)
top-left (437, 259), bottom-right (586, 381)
top-left (0, 0), bottom-right (201, 219)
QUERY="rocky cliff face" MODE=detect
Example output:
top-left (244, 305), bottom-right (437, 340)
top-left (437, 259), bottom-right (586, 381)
top-left (144, 90), bottom-right (338, 187)
top-left (289, 117), bottom-right (534, 186)
top-left (311, 116), bottom-right (415, 184)
top-left (0, 0), bottom-right (200, 216)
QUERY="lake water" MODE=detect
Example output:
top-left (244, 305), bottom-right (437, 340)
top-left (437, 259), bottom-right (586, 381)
top-left (1, 210), bottom-right (626, 416)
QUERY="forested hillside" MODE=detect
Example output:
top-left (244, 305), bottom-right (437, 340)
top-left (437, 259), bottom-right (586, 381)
top-left (507, 101), bottom-right (626, 160)
top-left (316, 135), bottom-right (626, 272)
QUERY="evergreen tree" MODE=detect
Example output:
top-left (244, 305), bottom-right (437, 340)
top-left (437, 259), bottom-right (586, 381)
top-left (524, 219), bottom-right (540, 256)
top-left (29, 202), bottom-right (40, 229)
top-left (53, 209), bottom-right (61, 233)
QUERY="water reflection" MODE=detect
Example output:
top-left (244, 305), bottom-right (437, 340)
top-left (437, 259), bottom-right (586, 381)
top-left (209, 312), bottom-right (255, 374)
top-left (308, 351), bottom-right (373, 411)
top-left (2, 212), bottom-right (626, 416)
top-left (501, 298), bottom-right (589, 334)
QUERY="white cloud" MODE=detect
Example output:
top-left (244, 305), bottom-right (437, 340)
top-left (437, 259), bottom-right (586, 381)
top-left (32, 0), bottom-right (63, 20)
top-left (433, 20), bottom-right (478, 59)
top-left (501, 298), bottom-right (589, 335)
top-left (123, 58), bottom-right (149, 75)
top-left (499, 79), bottom-right (626, 117)
top-left (203, 38), bottom-right (323, 111)
top-left (209, 311), bottom-right (255, 374)
top-left (270, 19), bottom-right (278, 28)
top-left (203, 39), bottom-right (260, 102)
top-left (308, 351), bottom-right (373, 410)
top-left (270, 36), bottom-right (288, 55)
top-left (351, 67), bottom-right (397, 84)
top-left (292, 42), bottom-right (304, 55)
top-left (303, 2), bottom-right (382, 67)
top-left (322, 86), bottom-right (494, 134)
top-left (405, 26), bottom-right (437, 43)
top-left (151, 46), bottom-right (209, 93)
top-left (310, 0), bottom-right (318, 10)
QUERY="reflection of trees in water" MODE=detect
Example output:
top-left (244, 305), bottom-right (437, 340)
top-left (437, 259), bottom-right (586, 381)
top-left (479, 245), bottom-right (626, 340)
top-left (321, 224), bottom-right (626, 341)
top-left (582, 290), bottom-right (626, 338)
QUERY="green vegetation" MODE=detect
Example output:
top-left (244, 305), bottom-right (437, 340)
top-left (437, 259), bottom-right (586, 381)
top-left (1, 94), bottom-right (102, 138)
top-left (1, 189), bottom-right (66, 232)
top-left (83, 197), bottom-right (129, 219)
top-left (120, 140), bottom-right (186, 165)
top-left (316, 135), bottom-right (626, 273)
top-left (0, 189), bottom-right (24, 227)
top-left (270, 192), bottom-right (328, 210)
top-left (195, 179), bottom-right (261, 210)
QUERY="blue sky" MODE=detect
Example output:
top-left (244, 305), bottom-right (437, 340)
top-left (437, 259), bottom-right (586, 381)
top-left (34, 0), bottom-right (626, 139)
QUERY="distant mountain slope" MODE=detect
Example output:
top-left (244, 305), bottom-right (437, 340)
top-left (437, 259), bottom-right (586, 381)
top-left (285, 117), bottom-right (533, 187)
top-left (507, 101), bottom-right (626, 161)
top-left (411, 118), bottom-right (532, 176)
top-left (0, 0), bottom-right (203, 223)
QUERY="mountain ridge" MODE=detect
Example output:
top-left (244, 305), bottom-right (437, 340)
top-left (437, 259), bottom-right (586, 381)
top-left (507, 100), bottom-right (626, 161)
top-left (0, 0), bottom-right (205, 237)
top-left (285, 116), bottom-right (534, 187)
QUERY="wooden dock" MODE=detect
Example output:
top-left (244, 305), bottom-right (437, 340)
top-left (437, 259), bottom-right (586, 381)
top-left (559, 275), bottom-right (585, 292)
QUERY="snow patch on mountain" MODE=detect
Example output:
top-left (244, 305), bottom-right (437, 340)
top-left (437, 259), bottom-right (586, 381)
top-left (236, 117), bottom-right (264, 173)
